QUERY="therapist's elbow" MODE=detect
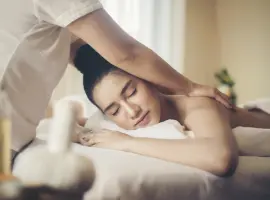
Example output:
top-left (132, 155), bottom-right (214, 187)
top-left (114, 42), bottom-right (151, 70)
top-left (213, 147), bottom-right (239, 177)
top-left (116, 47), bottom-right (137, 68)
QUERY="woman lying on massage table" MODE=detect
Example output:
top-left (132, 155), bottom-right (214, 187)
top-left (73, 44), bottom-right (270, 177)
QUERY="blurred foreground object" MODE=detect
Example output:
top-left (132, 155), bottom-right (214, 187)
top-left (10, 101), bottom-right (95, 200)
top-left (0, 89), bottom-right (19, 200)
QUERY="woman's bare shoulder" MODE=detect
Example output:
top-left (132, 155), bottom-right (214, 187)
top-left (173, 96), bottom-right (225, 112)
top-left (176, 96), bottom-right (231, 123)
top-left (165, 95), bottom-right (229, 127)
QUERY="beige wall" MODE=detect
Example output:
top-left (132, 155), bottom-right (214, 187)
top-left (184, 0), bottom-right (270, 104)
top-left (184, 0), bottom-right (221, 86)
top-left (216, 0), bottom-right (270, 103)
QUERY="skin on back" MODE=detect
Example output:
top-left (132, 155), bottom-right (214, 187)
top-left (165, 95), bottom-right (270, 131)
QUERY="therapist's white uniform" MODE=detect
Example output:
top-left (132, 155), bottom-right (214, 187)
top-left (0, 0), bottom-right (102, 151)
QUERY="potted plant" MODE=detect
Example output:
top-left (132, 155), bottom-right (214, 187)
top-left (215, 68), bottom-right (237, 105)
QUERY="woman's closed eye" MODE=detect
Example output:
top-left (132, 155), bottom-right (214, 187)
top-left (111, 107), bottom-right (120, 116)
top-left (126, 88), bottom-right (137, 98)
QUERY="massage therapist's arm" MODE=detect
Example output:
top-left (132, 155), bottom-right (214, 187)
top-left (125, 98), bottom-right (238, 177)
top-left (67, 8), bottom-right (191, 95)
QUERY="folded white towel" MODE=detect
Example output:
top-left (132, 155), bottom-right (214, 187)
top-left (85, 116), bottom-right (189, 140)
top-left (239, 98), bottom-right (270, 113)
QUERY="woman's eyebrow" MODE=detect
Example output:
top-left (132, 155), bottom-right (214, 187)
top-left (120, 80), bottom-right (132, 95)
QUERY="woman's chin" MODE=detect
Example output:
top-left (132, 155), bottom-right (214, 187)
top-left (148, 117), bottom-right (160, 127)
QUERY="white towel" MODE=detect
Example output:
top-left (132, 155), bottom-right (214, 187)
top-left (85, 116), bottom-right (189, 139)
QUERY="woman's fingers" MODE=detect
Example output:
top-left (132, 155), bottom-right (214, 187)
top-left (78, 132), bottom-right (96, 146)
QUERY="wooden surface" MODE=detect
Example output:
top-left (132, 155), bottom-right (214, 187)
top-left (0, 118), bottom-right (11, 175)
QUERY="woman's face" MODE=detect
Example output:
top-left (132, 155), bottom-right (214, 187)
top-left (92, 71), bottom-right (161, 130)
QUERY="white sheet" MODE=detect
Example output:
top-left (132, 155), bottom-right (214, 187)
top-left (18, 135), bottom-right (270, 200)
top-left (14, 99), bottom-right (270, 200)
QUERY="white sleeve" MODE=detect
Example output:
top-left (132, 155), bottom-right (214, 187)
top-left (33, 0), bottom-right (103, 27)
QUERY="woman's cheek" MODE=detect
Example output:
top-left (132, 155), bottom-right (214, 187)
top-left (138, 88), bottom-right (153, 105)
top-left (118, 111), bottom-right (132, 129)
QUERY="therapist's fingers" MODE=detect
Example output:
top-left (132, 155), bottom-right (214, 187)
top-left (214, 89), bottom-right (234, 109)
top-left (215, 93), bottom-right (231, 109)
top-left (188, 83), bottom-right (234, 109)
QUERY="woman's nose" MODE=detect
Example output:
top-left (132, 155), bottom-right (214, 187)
top-left (123, 103), bottom-right (141, 119)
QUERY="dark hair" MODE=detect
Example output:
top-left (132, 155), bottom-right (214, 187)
top-left (73, 44), bottom-right (118, 106)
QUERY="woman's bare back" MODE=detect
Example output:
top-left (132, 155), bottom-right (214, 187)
top-left (166, 95), bottom-right (270, 131)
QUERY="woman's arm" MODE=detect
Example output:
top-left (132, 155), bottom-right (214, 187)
top-left (67, 8), bottom-right (231, 108)
top-left (124, 98), bottom-right (238, 176)
top-left (229, 107), bottom-right (270, 129)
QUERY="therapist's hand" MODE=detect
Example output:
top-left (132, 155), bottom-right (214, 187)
top-left (188, 82), bottom-right (234, 109)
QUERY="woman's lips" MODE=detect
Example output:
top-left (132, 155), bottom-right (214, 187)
top-left (135, 111), bottom-right (150, 128)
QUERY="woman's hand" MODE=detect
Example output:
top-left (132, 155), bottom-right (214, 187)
top-left (188, 82), bottom-right (234, 109)
top-left (78, 129), bottom-right (133, 151)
